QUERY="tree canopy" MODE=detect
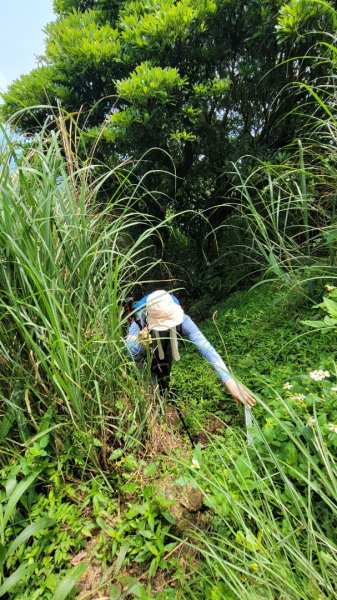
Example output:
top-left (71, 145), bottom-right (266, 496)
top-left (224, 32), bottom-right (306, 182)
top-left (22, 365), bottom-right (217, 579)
top-left (1, 0), bottom-right (336, 219)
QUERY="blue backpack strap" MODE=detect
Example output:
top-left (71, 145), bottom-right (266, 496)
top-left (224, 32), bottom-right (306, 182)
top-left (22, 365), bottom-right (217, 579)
top-left (133, 295), bottom-right (149, 328)
top-left (134, 295), bottom-right (149, 311)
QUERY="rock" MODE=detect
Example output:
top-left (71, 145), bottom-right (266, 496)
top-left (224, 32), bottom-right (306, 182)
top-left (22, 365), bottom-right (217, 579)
top-left (178, 484), bottom-right (203, 511)
top-left (155, 475), bottom-right (204, 531)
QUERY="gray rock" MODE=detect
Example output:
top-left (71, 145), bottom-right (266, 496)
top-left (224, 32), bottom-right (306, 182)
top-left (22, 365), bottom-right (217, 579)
top-left (155, 475), bottom-right (204, 531)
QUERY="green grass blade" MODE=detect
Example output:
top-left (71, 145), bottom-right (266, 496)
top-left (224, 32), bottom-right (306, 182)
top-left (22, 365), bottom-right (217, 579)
top-left (6, 517), bottom-right (54, 558)
top-left (0, 563), bottom-right (34, 597)
top-left (52, 563), bottom-right (88, 600)
top-left (3, 472), bottom-right (39, 529)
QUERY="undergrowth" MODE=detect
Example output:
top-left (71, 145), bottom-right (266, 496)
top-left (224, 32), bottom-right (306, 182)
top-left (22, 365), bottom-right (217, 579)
top-left (172, 281), bottom-right (336, 435)
top-left (2, 280), bottom-right (337, 598)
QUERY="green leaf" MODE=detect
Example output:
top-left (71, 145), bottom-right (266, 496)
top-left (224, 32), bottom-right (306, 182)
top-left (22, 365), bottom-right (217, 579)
top-left (192, 443), bottom-right (203, 464)
top-left (143, 462), bottom-right (158, 477)
top-left (161, 511), bottom-right (175, 524)
top-left (6, 517), bottom-right (54, 557)
top-left (139, 529), bottom-right (153, 539)
top-left (241, 479), bottom-right (257, 491)
top-left (175, 475), bottom-right (195, 486)
top-left (118, 576), bottom-right (139, 588)
top-left (109, 584), bottom-right (122, 600)
top-left (127, 582), bottom-right (147, 598)
top-left (146, 542), bottom-right (159, 557)
top-left (109, 448), bottom-right (123, 461)
top-left (0, 406), bottom-right (16, 443)
top-left (147, 512), bottom-right (155, 532)
top-left (0, 562), bottom-right (34, 597)
top-left (3, 471), bottom-right (39, 528)
top-left (234, 457), bottom-right (251, 479)
top-left (323, 297), bottom-right (337, 319)
top-left (302, 319), bottom-right (329, 329)
top-left (114, 544), bottom-right (128, 577)
top-left (0, 544), bottom-right (5, 568)
top-left (148, 556), bottom-right (158, 578)
top-left (5, 477), bottom-right (17, 497)
top-left (319, 551), bottom-right (336, 566)
top-left (164, 542), bottom-right (177, 552)
top-left (121, 482), bottom-right (138, 493)
top-left (38, 434), bottom-right (50, 449)
top-left (0, 384), bottom-right (28, 443)
top-left (280, 442), bottom-right (298, 465)
top-left (52, 563), bottom-right (88, 600)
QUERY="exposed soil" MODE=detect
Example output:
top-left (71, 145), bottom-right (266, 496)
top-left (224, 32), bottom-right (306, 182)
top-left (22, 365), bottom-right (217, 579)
top-left (196, 415), bottom-right (226, 446)
top-left (145, 412), bottom-right (188, 456)
top-left (72, 537), bottom-right (107, 598)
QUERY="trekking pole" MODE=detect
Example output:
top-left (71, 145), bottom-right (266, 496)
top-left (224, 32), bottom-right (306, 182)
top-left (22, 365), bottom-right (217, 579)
top-left (165, 389), bottom-right (195, 448)
top-left (244, 405), bottom-right (253, 445)
top-left (175, 405), bottom-right (195, 448)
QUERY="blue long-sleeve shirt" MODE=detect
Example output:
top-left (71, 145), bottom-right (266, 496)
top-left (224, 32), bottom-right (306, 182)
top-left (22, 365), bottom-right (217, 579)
top-left (126, 314), bottom-right (232, 384)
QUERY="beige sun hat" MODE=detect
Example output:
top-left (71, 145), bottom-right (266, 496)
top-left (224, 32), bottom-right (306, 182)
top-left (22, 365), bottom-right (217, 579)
top-left (146, 290), bottom-right (184, 331)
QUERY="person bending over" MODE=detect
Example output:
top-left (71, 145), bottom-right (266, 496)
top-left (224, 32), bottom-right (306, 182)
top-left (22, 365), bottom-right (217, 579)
top-left (126, 290), bottom-right (254, 408)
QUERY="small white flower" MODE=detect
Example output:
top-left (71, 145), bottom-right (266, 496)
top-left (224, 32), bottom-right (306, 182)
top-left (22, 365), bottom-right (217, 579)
top-left (291, 393), bottom-right (306, 401)
top-left (331, 386), bottom-right (337, 392)
top-left (328, 423), bottom-right (337, 434)
top-left (325, 284), bottom-right (335, 292)
top-left (309, 370), bottom-right (330, 381)
top-left (283, 382), bottom-right (293, 390)
top-left (306, 416), bottom-right (316, 427)
top-left (190, 458), bottom-right (200, 470)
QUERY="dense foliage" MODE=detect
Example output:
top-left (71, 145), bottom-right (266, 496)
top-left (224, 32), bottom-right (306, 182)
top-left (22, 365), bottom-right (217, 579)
top-left (2, 274), bottom-right (337, 598)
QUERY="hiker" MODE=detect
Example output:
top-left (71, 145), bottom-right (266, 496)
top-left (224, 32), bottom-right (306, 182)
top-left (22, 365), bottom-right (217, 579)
top-left (126, 290), bottom-right (254, 407)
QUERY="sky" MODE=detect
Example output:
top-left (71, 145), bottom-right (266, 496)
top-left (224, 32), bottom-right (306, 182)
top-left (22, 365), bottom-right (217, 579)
top-left (0, 0), bottom-right (55, 93)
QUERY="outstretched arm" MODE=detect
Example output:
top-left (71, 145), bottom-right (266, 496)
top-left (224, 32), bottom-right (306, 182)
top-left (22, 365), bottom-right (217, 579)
top-left (181, 314), bottom-right (254, 407)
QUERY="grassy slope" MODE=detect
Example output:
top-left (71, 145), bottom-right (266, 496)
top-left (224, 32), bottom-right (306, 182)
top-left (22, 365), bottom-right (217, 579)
top-left (172, 282), bottom-right (336, 432)
top-left (170, 283), bottom-right (337, 600)
top-left (3, 282), bottom-right (337, 599)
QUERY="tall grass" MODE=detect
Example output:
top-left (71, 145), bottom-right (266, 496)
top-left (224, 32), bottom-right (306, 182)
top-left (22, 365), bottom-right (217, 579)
top-left (180, 44), bottom-right (337, 592)
top-left (213, 37), bottom-right (337, 293)
top-left (0, 116), bottom-right (171, 465)
top-left (184, 397), bottom-right (337, 599)
top-left (224, 140), bottom-right (336, 292)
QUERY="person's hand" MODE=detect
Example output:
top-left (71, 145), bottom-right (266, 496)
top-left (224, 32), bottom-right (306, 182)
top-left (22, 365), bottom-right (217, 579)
top-left (138, 326), bottom-right (151, 349)
top-left (225, 378), bottom-right (255, 408)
